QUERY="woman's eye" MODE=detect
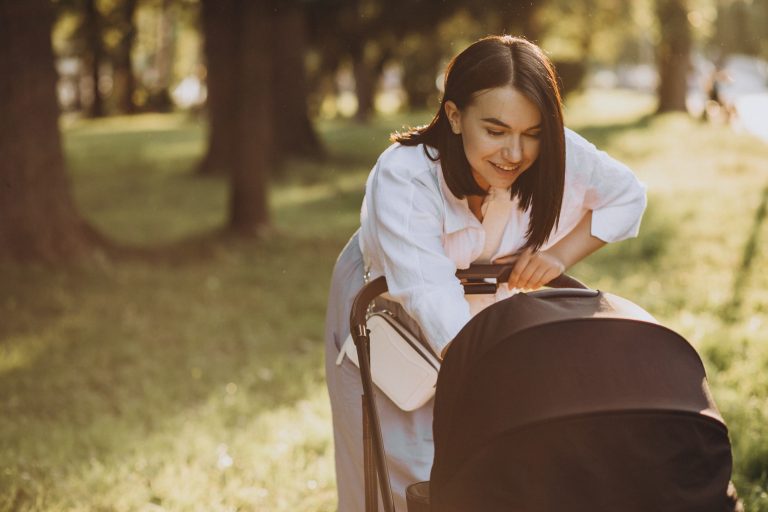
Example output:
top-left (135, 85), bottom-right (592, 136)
top-left (485, 129), bottom-right (503, 136)
top-left (525, 132), bottom-right (541, 139)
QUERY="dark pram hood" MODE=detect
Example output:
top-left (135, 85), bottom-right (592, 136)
top-left (430, 288), bottom-right (732, 512)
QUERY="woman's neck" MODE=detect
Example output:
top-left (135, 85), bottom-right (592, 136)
top-left (467, 194), bottom-right (485, 222)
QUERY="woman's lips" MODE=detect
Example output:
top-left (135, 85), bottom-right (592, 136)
top-left (491, 161), bottom-right (521, 173)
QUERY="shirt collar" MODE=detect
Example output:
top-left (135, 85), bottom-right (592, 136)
top-left (435, 158), bottom-right (476, 234)
top-left (434, 157), bottom-right (513, 234)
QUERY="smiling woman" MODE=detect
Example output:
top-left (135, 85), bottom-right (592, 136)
top-left (394, 36), bottom-right (567, 253)
top-left (324, 35), bottom-right (647, 511)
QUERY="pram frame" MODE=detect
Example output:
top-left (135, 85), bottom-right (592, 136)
top-left (348, 265), bottom-right (587, 512)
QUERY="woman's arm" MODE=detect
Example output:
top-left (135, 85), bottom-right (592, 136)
top-left (495, 210), bottom-right (605, 290)
top-left (496, 129), bottom-right (647, 290)
top-left (363, 146), bottom-right (472, 356)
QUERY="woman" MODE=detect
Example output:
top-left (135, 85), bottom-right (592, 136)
top-left (324, 35), bottom-right (647, 511)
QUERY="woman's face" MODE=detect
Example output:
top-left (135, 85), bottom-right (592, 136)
top-left (445, 86), bottom-right (542, 191)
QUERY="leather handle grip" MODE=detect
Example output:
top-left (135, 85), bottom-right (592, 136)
top-left (456, 264), bottom-right (588, 290)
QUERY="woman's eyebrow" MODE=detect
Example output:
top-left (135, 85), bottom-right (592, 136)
top-left (481, 118), bottom-right (542, 131)
top-left (481, 117), bottom-right (510, 128)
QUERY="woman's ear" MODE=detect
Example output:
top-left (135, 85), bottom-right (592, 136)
top-left (444, 101), bottom-right (462, 135)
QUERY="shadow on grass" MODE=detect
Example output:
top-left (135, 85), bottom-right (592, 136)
top-left (721, 181), bottom-right (768, 323)
top-left (0, 225), bottom-right (345, 507)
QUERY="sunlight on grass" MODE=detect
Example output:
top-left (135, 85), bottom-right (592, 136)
top-left (2, 91), bottom-right (767, 511)
top-left (564, 88), bottom-right (657, 126)
top-left (42, 388), bottom-right (335, 511)
top-left (62, 112), bottom-right (201, 134)
top-left (0, 337), bottom-right (42, 375)
top-left (271, 173), bottom-right (366, 209)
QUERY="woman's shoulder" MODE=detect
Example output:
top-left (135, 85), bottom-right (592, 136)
top-left (377, 142), bottom-right (438, 177)
top-left (563, 126), bottom-right (612, 176)
top-left (564, 127), bottom-right (600, 158)
top-left (369, 143), bottom-right (442, 201)
top-left (563, 126), bottom-right (639, 192)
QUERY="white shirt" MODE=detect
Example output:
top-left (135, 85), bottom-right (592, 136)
top-left (358, 128), bottom-right (647, 355)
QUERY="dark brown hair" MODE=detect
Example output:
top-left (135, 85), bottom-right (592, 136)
top-left (393, 35), bottom-right (565, 251)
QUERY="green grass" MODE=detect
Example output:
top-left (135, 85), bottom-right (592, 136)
top-left (1, 90), bottom-right (767, 510)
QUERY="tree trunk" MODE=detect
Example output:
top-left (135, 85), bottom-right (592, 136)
top-left (84, 0), bottom-right (105, 117)
top-left (496, 2), bottom-right (541, 43)
top-left (198, 0), bottom-right (238, 175)
top-left (656, 0), bottom-right (691, 113)
top-left (271, 2), bottom-right (323, 165)
top-left (306, 48), bottom-right (340, 118)
top-left (0, 0), bottom-right (104, 262)
top-left (147, 0), bottom-right (175, 112)
top-left (228, 0), bottom-right (271, 233)
top-left (578, 0), bottom-right (597, 57)
top-left (112, 0), bottom-right (139, 114)
top-left (401, 37), bottom-right (441, 111)
top-left (352, 46), bottom-right (376, 123)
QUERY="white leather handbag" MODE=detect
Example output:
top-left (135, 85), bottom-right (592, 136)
top-left (336, 310), bottom-right (441, 411)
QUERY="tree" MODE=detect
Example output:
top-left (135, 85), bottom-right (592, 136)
top-left (110, 0), bottom-right (139, 114)
top-left (399, 34), bottom-right (443, 110)
top-left (468, 1), bottom-right (543, 42)
top-left (271, 1), bottom-right (323, 160)
top-left (53, 0), bottom-right (111, 116)
top-left (200, 0), bottom-right (322, 176)
top-left (307, 0), bottom-right (458, 122)
top-left (83, 0), bottom-right (106, 117)
top-left (200, 0), bottom-right (271, 233)
top-left (228, 0), bottom-right (271, 233)
top-left (145, 0), bottom-right (176, 112)
top-left (198, 0), bottom-right (238, 175)
top-left (656, 0), bottom-right (691, 113)
top-left (712, 0), bottom-right (763, 57)
top-left (307, 0), bottom-right (387, 123)
top-left (0, 0), bottom-right (104, 261)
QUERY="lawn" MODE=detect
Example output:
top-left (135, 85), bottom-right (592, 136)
top-left (1, 89), bottom-right (766, 511)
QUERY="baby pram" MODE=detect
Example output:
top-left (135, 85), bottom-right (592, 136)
top-left (349, 265), bottom-right (734, 512)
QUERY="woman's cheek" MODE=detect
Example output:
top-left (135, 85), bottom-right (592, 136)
top-left (527, 141), bottom-right (542, 161)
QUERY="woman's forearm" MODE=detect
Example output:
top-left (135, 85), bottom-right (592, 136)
top-left (546, 210), bottom-right (606, 268)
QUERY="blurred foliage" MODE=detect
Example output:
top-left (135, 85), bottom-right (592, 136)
top-left (48, 0), bottom-right (768, 120)
top-left (538, 0), bottom-right (652, 64)
top-left (51, 0), bottom-right (202, 114)
top-left (711, 0), bottom-right (768, 57)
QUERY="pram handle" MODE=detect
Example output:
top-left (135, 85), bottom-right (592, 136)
top-left (351, 265), bottom-right (587, 335)
top-left (456, 264), bottom-right (589, 292)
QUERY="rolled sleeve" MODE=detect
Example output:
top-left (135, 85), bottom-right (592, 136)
top-left (566, 129), bottom-right (648, 243)
top-left (363, 149), bottom-right (471, 354)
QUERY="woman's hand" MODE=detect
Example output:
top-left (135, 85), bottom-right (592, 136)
top-left (494, 211), bottom-right (606, 290)
top-left (494, 248), bottom-right (566, 290)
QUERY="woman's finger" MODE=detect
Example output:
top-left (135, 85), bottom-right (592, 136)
top-left (509, 249), bottom-right (532, 288)
top-left (517, 258), bottom-right (539, 289)
top-left (527, 266), bottom-right (549, 290)
top-left (538, 267), bottom-right (559, 289)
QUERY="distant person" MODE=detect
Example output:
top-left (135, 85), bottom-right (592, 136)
top-left (703, 64), bottom-right (735, 123)
top-left (324, 35), bottom-right (647, 511)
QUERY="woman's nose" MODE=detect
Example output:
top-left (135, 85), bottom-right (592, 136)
top-left (501, 139), bottom-right (523, 163)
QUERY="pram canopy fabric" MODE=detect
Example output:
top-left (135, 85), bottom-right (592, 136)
top-left (429, 289), bottom-right (732, 512)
